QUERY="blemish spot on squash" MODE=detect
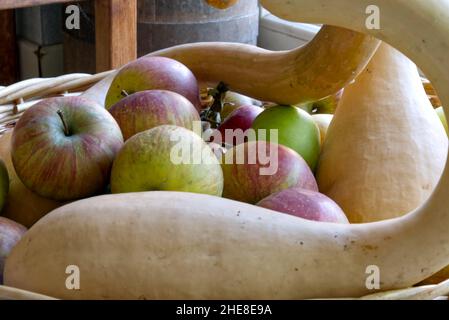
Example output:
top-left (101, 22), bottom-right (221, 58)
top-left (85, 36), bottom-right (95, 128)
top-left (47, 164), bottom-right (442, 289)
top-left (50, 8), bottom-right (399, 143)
top-left (362, 244), bottom-right (378, 251)
top-left (422, 183), bottom-right (431, 190)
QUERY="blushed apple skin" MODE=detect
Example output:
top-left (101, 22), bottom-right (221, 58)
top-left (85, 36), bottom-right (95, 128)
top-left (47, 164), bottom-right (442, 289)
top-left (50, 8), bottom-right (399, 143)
top-left (11, 97), bottom-right (124, 201)
top-left (111, 125), bottom-right (223, 196)
top-left (257, 188), bottom-right (349, 224)
top-left (217, 105), bottom-right (263, 146)
top-left (251, 105), bottom-right (321, 171)
top-left (222, 141), bottom-right (318, 204)
top-left (109, 90), bottom-right (200, 141)
top-left (0, 131), bottom-right (64, 227)
top-left (0, 217), bottom-right (26, 284)
top-left (105, 56), bottom-right (201, 110)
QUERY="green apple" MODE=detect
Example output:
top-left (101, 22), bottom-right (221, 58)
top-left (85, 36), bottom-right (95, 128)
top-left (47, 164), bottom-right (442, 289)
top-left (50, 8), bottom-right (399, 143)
top-left (0, 159), bottom-right (9, 212)
top-left (251, 105), bottom-right (321, 170)
top-left (436, 106), bottom-right (448, 135)
top-left (296, 89), bottom-right (344, 114)
top-left (111, 125), bottom-right (223, 196)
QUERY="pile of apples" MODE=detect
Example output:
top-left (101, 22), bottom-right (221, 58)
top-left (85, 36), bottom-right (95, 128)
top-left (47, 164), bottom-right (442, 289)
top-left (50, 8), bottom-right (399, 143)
top-left (0, 56), bottom-right (352, 281)
top-left (4, 56), bottom-right (351, 224)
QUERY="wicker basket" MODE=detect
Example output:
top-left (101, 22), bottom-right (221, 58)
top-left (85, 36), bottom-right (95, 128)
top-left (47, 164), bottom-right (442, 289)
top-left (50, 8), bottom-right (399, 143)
top-left (0, 73), bottom-right (448, 300)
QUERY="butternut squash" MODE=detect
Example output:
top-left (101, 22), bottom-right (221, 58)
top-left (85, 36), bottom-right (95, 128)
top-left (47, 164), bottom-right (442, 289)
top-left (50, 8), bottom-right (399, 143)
top-left (2, 186), bottom-right (449, 299)
top-left (316, 43), bottom-right (448, 223)
top-left (80, 26), bottom-right (379, 108)
top-left (148, 25), bottom-right (379, 105)
top-left (5, 0), bottom-right (449, 299)
top-left (0, 131), bottom-right (65, 227)
top-left (0, 285), bottom-right (56, 300)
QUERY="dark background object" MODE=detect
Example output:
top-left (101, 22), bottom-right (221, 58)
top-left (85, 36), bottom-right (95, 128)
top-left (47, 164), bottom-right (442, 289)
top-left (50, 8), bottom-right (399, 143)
top-left (137, 0), bottom-right (259, 56)
top-left (63, 0), bottom-right (259, 74)
top-left (16, 4), bottom-right (63, 46)
top-left (0, 10), bottom-right (19, 86)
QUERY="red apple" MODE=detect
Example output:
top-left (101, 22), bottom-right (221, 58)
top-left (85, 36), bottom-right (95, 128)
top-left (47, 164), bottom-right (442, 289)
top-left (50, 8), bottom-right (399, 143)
top-left (12, 96), bottom-right (124, 201)
top-left (0, 217), bottom-right (26, 284)
top-left (222, 141), bottom-right (318, 204)
top-left (109, 90), bottom-right (200, 140)
top-left (105, 56), bottom-right (201, 110)
top-left (217, 104), bottom-right (263, 146)
top-left (257, 188), bottom-right (349, 224)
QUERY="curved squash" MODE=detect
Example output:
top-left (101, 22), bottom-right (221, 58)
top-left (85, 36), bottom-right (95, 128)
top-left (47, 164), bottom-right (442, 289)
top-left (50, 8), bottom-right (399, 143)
top-left (148, 25), bottom-right (380, 105)
top-left (5, 0), bottom-right (449, 299)
top-left (0, 285), bottom-right (56, 300)
top-left (316, 43), bottom-right (448, 223)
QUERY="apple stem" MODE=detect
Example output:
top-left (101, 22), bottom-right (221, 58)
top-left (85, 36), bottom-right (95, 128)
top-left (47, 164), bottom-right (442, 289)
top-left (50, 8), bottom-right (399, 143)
top-left (121, 90), bottom-right (129, 97)
top-left (57, 110), bottom-right (70, 136)
top-left (200, 81), bottom-right (230, 128)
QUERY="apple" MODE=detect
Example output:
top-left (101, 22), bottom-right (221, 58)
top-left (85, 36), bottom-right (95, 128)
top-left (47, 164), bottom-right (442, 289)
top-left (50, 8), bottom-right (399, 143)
top-left (0, 217), bottom-right (26, 284)
top-left (217, 105), bottom-right (263, 146)
top-left (312, 114), bottom-right (333, 146)
top-left (0, 131), bottom-right (64, 227)
top-left (109, 90), bottom-right (200, 141)
top-left (222, 141), bottom-right (318, 204)
top-left (257, 188), bottom-right (349, 224)
top-left (297, 89), bottom-right (344, 114)
top-left (0, 159), bottom-right (9, 212)
top-left (105, 56), bottom-right (200, 110)
top-left (436, 106), bottom-right (448, 135)
top-left (111, 125), bottom-right (223, 196)
top-left (207, 142), bottom-right (227, 161)
top-left (11, 96), bottom-right (124, 201)
top-left (251, 105), bottom-right (321, 170)
top-left (221, 91), bottom-right (262, 119)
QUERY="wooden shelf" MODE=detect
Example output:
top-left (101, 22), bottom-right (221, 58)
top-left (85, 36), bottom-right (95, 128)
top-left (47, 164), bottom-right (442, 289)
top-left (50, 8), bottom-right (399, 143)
top-left (0, 0), bottom-right (136, 74)
top-left (0, 0), bottom-right (83, 10)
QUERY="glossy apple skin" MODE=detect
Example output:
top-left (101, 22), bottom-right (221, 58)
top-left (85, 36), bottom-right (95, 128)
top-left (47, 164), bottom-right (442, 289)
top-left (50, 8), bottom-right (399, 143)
top-left (222, 141), bottom-right (318, 204)
top-left (105, 56), bottom-right (201, 110)
top-left (0, 217), bottom-right (27, 284)
top-left (109, 90), bottom-right (200, 141)
top-left (111, 125), bottom-right (223, 196)
top-left (221, 91), bottom-right (262, 120)
top-left (217, 105), bottom-right (263, 146)
top-left (11, 97), bottom-right (124, 201)
top-left (297, 89), bottom-right (343, 114)
top-left (312, 114), bottom-right (333, 146)
top-left (252, 105), bottom-right (321, 171)
top-left (257, 188), bottom-right (349, 224)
